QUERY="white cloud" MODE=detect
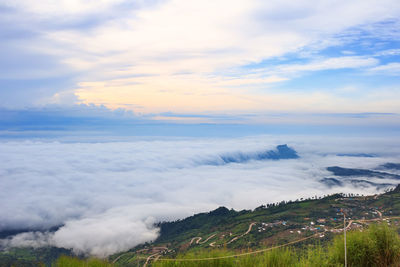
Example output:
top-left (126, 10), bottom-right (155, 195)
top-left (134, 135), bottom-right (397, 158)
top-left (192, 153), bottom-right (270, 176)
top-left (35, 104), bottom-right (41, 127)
top-left (1, 0), bottom-right (128, 17)
top-left (368, 62), bottom-right (400, 75)
top-left (375, 49), bottom-right (400, 57)
top-left (50, 208), bottom-right (160, 257)
top-left (44, 0), bottom-right (396, 75)
top-left (1, 135), bottom-right (400, 256)
top-left (278, 56), bottom-right (378, 72)
top-left (245, 56), bottom-right (379, 81)
top-left (1, 0), bottom-right (400, 111)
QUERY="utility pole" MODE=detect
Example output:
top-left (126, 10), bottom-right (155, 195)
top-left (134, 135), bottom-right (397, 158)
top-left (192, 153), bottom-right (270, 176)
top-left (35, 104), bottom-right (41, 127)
top-left (343, 209), bottom-right (347, 267)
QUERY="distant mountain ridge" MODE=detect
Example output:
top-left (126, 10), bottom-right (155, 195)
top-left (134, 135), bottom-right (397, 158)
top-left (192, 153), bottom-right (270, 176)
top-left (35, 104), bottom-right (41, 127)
top-left (326, 166), bottom-right (400, 179)
top-left (336, 153), bottom-right (376, 157)
top-left (204, 144), bottom-right (299, 166)
top-left (380, 163), bottom-right (400, 170)
top-left (320, 164), bottom-right (400, 190)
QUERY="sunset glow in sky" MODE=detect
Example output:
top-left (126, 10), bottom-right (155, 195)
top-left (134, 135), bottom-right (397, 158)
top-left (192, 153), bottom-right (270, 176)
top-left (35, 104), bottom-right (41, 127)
top-left (1, 0), bottom-right (400, 122)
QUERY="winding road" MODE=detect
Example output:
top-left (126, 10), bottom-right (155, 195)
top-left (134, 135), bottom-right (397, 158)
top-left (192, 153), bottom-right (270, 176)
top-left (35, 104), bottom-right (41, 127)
top-left (189, 237), bottom-right (202, 245)
top-left (227, 222), bottom-right (256, 244)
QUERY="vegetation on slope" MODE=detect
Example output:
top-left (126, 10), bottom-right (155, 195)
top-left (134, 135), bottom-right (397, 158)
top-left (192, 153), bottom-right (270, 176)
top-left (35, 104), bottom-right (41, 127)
top-left (56, 224), bottom-right (400, 267)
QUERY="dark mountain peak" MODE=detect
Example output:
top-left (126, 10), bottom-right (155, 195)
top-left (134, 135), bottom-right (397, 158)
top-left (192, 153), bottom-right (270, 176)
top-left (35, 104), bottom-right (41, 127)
top-left (253, 145), bottom-right (297, 161)
top-left (277, 144), bottom-right (289, 149)
top-left (209, 206), bottom-right (230, 216)
top-left (276, 144), bottom-right (298, 156)
top-left (205, 144), bottom-right (299, 166)
top-left (250, 144), bottom-right (299, 160)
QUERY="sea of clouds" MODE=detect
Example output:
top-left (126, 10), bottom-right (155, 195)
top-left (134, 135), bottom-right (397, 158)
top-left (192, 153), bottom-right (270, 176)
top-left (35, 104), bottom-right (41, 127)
top-left (1, 135), bottom-right (400, 257)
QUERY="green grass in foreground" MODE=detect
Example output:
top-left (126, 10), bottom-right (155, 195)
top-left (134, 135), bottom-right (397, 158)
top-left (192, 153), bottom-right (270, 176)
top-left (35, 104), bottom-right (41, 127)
top-left (55, 223), bottom-right (400, 267)
top-left (54, 256), bottom-right (113, 267)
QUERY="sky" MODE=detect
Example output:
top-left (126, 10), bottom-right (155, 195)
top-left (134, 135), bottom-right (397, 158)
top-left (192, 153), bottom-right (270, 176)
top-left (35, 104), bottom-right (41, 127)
top-left (0, 0), bottom-right (400, 128)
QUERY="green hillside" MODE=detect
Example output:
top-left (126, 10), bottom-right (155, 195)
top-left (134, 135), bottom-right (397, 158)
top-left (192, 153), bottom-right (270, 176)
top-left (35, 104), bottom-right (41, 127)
top-left (53, 222), bottom-right (400, 267)
top-left (108, 185), bottom-right (400, 266)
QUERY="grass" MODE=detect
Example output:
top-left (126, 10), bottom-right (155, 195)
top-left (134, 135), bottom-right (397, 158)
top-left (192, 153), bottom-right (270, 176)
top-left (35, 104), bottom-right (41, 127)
top-left (328, 224), bottom-right (400, 267)
top-left (152, 247), bottom-right (328, 267)
top-left (55, 223), bottom-right (400, 267)
top-left (154, 223), bottom-right (400, 267)
top-left (53, 255), bottom-right (113, 267)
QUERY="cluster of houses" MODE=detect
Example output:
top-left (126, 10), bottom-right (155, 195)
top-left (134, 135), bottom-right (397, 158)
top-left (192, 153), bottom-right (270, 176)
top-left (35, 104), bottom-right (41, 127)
top-left (297, 220), bottom-right (325, 233)
top-left (255, 217), bottom-right (354, 237)
top-left (254, 211), bottom-right (399, 238)
top-left (257, 221), bottom-right (287, 232)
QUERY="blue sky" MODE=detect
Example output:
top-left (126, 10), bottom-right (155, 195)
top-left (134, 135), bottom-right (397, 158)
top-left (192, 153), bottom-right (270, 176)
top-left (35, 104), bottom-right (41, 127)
top-left (0, 0), bottom-right (400, 134)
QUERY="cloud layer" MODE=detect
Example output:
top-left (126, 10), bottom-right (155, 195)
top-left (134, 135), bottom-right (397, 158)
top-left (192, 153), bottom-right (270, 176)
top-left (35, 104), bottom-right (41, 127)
top-left (1, 1), bottom-right (399, 113)
top-left (1, 135), bottom-right (400, 256)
